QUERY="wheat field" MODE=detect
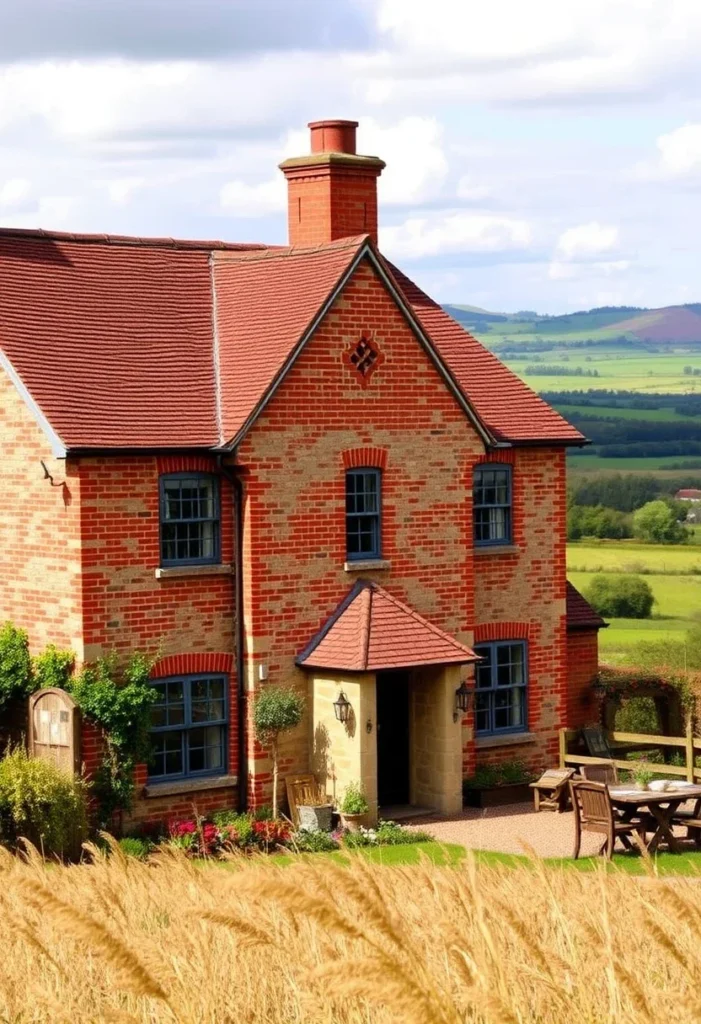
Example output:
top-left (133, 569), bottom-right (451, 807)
top-left (0, 839), bottom-right (700, 1023)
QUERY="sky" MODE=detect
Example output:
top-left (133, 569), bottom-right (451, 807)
top-left (1, 0), bottom-right (700, 313)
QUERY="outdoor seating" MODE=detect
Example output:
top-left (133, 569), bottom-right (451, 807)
top-left (530, 768), bottom-right (575, 812)
top-left (285, 772), bottom-right (326, 827)
top-left (569, 779), bottom-right (647, 860)
top-left (582, 726), bottom-right (615, 760)
top-left (581, 762), bottom-right (618, 785)
top-left (674, 797), bottom-right (701, 848)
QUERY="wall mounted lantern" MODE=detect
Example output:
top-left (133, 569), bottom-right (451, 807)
top-left (453, 681), bottom-right (474, 723)
top-left (333, 690), bottom-right (352, 724)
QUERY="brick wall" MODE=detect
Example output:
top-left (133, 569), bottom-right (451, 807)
top-left (237, 257), bottom-right (486, 806)
top-left (0, 367), bottom-right (83, 656)
top-left (566, 630), bottom-right (600, 729)
top-left (283, 165), bottom-right (381, 247)
top-left (472, 446), bottom-right (568, 774)
top-left (77, 454), bottom-right (238, 821)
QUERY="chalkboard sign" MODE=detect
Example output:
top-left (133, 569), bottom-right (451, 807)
top-left (582, 726), bottom-right (613, 759)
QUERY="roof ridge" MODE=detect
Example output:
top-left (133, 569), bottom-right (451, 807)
top-left (0, 226), bottom-right (271, 252)
top-left (359, 584), bottom-right (372, 669)
top-left (214, 233), bottom-right (369, 264)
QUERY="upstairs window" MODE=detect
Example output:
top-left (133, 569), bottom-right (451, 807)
top-left (160, 473), bottom-right (220, 566)
top-left (149, 674), bottom-right (227, 780)
top-left (346, 468), bottom-right (381, 561)
top-left (474, 464), bottom-right (512, 546)
top-left (474, 641), bottom-right (527, 736)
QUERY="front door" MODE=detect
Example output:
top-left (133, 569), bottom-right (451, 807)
top-left (376, 670), bottom-right (410, 806)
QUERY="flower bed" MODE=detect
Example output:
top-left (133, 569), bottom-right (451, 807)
top-left (119, 813), bottom-right (433, 860)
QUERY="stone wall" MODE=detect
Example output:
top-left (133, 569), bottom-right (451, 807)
top-left (410, 665), bottom-right (463, 814)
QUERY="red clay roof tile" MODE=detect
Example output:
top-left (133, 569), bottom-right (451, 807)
top-left (297, 580), bottom-right (478, 671)
top-left (566, 581), bottom-right (607, 630)
top-left (0, 226), bottom-right (583, 450)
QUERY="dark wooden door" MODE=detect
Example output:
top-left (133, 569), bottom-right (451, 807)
top-left (376, 671), bottom-right (410, 806)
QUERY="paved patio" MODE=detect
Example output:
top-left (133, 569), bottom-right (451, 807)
top-left (406, 802), bottom-right (691, 858)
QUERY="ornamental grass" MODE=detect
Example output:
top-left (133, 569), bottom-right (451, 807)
top-left (1, 838), bottom-right (701, 1022)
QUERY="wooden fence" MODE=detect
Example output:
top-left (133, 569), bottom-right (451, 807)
top-left (559, 721), bottom-right (701, 783)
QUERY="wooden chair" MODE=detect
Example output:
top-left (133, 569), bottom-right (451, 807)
top-left (530, 768), bottom-right (575, 812)
top-left (675, 797), bottom-right (701, 848)
top-left (582, 726), bottom-right (614, 760)
top-left (581, 762), bottom-right (618, 785)
top-left (570, 779), bottom-right (646, 860)
top-left (284, 772), bottom-right (320, 826)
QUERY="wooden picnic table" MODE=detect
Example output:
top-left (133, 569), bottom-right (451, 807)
top-left (609, 784), bottom-right (701, 854)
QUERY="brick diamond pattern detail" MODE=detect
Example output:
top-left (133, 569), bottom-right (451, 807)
top-left (345, 334), bottom-right (383, 387)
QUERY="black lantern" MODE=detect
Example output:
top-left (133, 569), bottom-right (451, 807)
top-left (333, 690), bottom-right (352, 724)
top-left (454, 681), bottom-right (474, 721)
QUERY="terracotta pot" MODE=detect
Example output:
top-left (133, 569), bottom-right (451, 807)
top-left (340, 812), bottom-right (367, 833)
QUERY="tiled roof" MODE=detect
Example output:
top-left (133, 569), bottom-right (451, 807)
top-left (297, 580), bottom-right (478, 671)
top-left (214, 236), bottom-right (365, 442)
top-left (676, 489), bottom-right (701, 499)
top-left (385, 260), bottom-right (586, 445)
top-left (566, 581), bottom-right (607, 631)
top-left (0, 228), bottom-right (266, 450)
top-left (0, 226), bottom-right (584, 451)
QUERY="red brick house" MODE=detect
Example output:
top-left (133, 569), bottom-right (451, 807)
top-left (0, 118), bottom-right (604, 825)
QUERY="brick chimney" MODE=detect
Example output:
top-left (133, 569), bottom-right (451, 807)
top-left (279, 119), bottom-right (385, 247)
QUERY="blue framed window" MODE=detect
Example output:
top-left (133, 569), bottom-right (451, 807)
top-left (473, 641), bottom-right (527, 735)
top-left (149, 674), bottom-right (228, 781)
top-left (160, 473), bottom-right (220, 566)
top-left (346, 468), bottom-right (381, 560)
top-left (474, 464), bottom-right (512, 546)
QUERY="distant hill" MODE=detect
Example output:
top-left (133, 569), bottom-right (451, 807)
top-left (443, 302), bottom-right (701, 344)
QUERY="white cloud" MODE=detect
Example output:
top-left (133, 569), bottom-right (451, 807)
top-left (0, 177), bottom-right (31, 208)
top-left (381, 211), bottom-right (532, 259)
top-left (641, 123), bottom-right (701, 179)
top-left (555, 222), bottom-right (619, 260)
top-left (549, 258), bottom-right (630, 281)
top-left (220, 176), bottom-right (286, 217)
top-left (106, 176), bottom-right (146, 204)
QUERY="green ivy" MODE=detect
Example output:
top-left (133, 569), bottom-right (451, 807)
top-left (33, 645), bottom-right (75, 690)
top-left (0, 622), bottom-right (32, 714)
top-left (67, 651), bottom-right (157, 826)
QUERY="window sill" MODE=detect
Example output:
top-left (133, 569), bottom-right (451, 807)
top-left (155, 564), bottom-right (233, 580)
top-left (473, 545), bottom-right (520, 557)
top-left (344, 559), bottom-right (391, 572)
top-left (475, 732), bottom-right (537, 749)
top-left (143, 774), bottom-right (238, 799)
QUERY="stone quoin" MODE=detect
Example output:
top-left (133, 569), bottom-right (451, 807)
top-left (0, 118), bottom-right (602, 827)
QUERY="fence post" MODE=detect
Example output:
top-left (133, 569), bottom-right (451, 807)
top-left (686, 716), bottom-right (695, 783)
top-left (559, 728), bottom-right (567, 770)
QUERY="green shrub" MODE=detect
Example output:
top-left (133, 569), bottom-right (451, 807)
top-left (212, 810), bottom-right (256, 846)
top-left (291, 829), bottom-right (339, 853)
top-left (118, 836), bottom-right (151, 859)
top-left (33, 645), bottom-right (75, 690)
top-left (0, 622), bottom-right (32, 713)
top-left (374, 820), bottom-right (431, 845)
top-left (585, 574), bottom-right (654, 618)
top-left (0, 748), bottom-right (87, 858)
top-left (463, 760), bottom-right (534, 791)
top-left (339, 781), bottom-right (369, 815)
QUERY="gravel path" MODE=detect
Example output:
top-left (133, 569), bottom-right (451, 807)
top-left (407, 803), bottom-right (630, 858)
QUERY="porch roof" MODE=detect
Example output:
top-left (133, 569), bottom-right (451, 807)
top-left (296, 580), bottom-right (478, 672)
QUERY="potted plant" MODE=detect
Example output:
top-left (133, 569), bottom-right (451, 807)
top-left (463, 760), bottom-right (536, 808)
top-left (338, 781), bottom-right (369, 832)
top-left (632, 761), bottom-right (655, 792)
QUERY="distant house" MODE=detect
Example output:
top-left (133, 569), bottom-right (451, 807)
top-left (676, 489), bottom-right (701, 502)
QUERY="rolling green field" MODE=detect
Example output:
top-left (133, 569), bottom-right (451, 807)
top-left (567, 454), bottom-right (701, 474)
top-left (500, 350), bottom-right (701, 394)
top-left (567, 540), bottom-right (701, 663)
top-left (557, 403), bottom-right (692, 423)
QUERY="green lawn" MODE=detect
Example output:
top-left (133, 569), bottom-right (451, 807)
top-left (567, 540), bottom-right (701, 574)
top-left (271, 841), bottom-right (466, 867)
top-left (473, 848), bottom-right (701, 876)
